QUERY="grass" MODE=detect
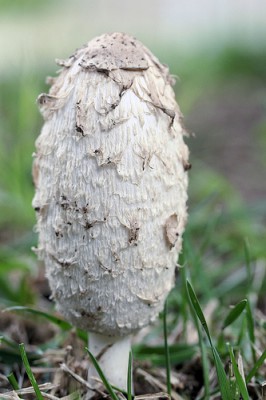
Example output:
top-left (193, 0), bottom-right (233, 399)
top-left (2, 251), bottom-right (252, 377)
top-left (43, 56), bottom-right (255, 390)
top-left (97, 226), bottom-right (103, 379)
top-left (163, 299), bottom-right (172, 397)
top-left (0, 47), bottom-right (266, 399)
top-left (127, 351), bottom-right (133, 400)
top-left (86, 348), bottom-right (120, 400)
top-left (187, 280), bottom-right (232, 399)
top-left (19, 343), bottom-right (44, 400)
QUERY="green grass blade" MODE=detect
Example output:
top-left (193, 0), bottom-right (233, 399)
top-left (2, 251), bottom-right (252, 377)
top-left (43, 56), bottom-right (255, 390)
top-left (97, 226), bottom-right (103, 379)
top-left (19, 343), bottom-right (44, 400)
top-left (5, 306), bottom-right (72, 330)
top-left (86, 348), bottom-right (119, 400)
top-left (133, 342), bottom-right (196, 365)
top-left (200, 340), bottom-right (210, 399)
top-left (246, 349), bottom-right (266, 383)
top-left (212, 347), bottom-right (232, 400)
top-left (0, 335), bottom-right (42, 365)
top-left (245, 300), bottom-right (256, 364)
top-left (186, 280), bottom-right (212, 343)
top-left (236, 314), bottom-right (247, 348)
top-left (228, 346), bottom-right (249, 400)
top-left (186, 280), bottom-right (232, 400)
top-left (5, 306), bottom-right (87, 342)
top-left (222, 299), bottom-right (247, 329)
top-left (243, 238), bottom-right (252, 290)
top-left (163, 299), bottom-right (171, 397)
top-left (7, 372), bottom-right (19, 390)
top-left (0, 335), bottom-right (19, 350)
top-left (245, 301), bottom-right (255, 343)
top-left (0, 349), bottom-right (22, 365)
top-left (185, 279), bottom-right (210, 398)
top-left (127, 351), bottom-right (132, 400)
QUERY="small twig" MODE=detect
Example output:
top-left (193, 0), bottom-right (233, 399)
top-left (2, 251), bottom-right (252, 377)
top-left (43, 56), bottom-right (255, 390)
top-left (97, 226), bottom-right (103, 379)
top-left (60, 363), bottom-right (93, 390)
top-left (40, 393), bottom-right (60, 400)
top-left (135, 393), bottom-right (170, 400)
top-left (60, 392), bottom-right (82, 400)
top-left (60, 362), bottom-right (105, 397)
top-left (136, 368), bottom-right (185, 400)
top-left (0, 373), bottom-right (9, 383)
top-left (31, 367), bottom-right (59, 374)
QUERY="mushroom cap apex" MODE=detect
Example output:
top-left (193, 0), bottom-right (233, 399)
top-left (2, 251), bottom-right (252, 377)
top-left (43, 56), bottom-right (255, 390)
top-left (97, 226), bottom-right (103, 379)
top-left (78, 31), bottom-right (150, 72)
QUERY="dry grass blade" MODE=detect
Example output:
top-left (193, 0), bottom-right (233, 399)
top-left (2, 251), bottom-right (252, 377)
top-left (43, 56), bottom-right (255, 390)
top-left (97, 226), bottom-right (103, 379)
top-left (60, 362), bottom-right (107, 398)
top-left (0, 383), bottom-right (56, 399)
top-left (135, 393), bottom-right (170, 399)
top-left (60, 363), bottom-right (93, 390)
top-left (31, 367), bottom-right (59, 374)
top-left (237, 353), bottom-right (246, 383)
top-left (39, 393), bottom-right (60, 400)
top-left (0, 392), bottom-right (22, 400)
top-left (136, 368), bottom-right (185, 400)
top-left (59, 392), bottom-right (82, 400)
top-left (116, 393), bottom-right (127, 400)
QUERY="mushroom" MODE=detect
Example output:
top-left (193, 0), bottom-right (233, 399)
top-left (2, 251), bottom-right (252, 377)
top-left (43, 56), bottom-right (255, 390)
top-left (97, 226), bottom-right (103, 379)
top-left (32, 32), bottom-right (189, 396)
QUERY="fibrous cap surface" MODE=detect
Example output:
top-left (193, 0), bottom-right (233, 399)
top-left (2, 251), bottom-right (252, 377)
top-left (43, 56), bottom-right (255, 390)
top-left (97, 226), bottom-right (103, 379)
top-left (33, 32), bottom-right (189, 336)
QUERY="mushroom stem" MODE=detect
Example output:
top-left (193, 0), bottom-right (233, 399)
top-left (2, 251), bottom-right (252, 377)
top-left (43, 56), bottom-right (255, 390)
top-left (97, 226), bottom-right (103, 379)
top-left (87, 332), bottom-right (132, 397)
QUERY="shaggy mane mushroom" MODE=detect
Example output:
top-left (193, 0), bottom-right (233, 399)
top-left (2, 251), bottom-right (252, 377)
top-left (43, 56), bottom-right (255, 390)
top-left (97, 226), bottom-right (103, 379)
top-left (33, 32), bottom-right (189, 397)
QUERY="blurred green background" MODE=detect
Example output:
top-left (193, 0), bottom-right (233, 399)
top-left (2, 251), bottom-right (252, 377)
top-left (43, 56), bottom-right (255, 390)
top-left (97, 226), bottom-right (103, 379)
top-left (0, 0), bottom-right (266, 307)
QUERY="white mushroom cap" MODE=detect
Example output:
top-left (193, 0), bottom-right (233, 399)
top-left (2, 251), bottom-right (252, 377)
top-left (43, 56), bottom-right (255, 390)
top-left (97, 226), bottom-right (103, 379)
top-left (33, 32), bottom-right (189, 336)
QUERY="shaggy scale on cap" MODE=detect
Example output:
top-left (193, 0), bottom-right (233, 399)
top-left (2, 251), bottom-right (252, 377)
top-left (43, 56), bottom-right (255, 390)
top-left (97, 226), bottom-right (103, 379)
top-left (33, 32), bottom-right (189, 337)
